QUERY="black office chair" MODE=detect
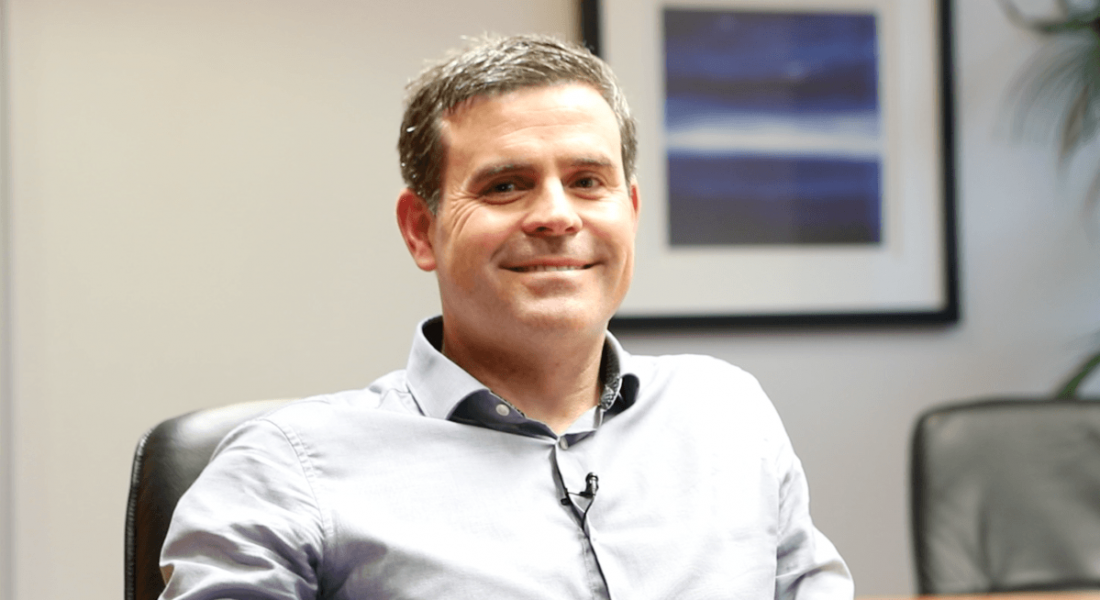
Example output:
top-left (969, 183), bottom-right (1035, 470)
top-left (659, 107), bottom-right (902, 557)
top-left (910, 397), bottom-right (1100, 595)
top-left (124, 399), bottom-right (295, 600)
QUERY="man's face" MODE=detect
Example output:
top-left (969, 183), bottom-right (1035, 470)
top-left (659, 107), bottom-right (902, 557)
top-left (400, 83), bottom-right (639, 347)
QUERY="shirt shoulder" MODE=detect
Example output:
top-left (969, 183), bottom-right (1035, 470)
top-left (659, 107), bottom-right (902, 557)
top-left (212, 369), bottom-right (422, 454)
top-left (624, 352), bottom-right (788, 438)
top-left (631, 352), bottom-right (754, 379)
top-left (627, 352), bottom-right (768, 402)
top-left (272, 367), bottom-right (416, 414)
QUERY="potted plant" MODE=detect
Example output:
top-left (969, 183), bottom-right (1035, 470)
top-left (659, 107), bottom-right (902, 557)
top-left (997, 0), bottom-right (1100, 397)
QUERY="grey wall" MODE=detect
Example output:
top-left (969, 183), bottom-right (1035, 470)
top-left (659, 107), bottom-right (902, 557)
top-left (2, 1), bottom-right (1098, 598)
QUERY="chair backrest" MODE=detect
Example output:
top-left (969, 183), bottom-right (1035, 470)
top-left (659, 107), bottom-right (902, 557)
top-left (911, 398), bottom-right (1100, 595)
top-left (124, 399), bottom-right (295, 600)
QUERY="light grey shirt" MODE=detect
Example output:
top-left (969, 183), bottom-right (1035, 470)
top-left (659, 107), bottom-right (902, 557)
top-left (161, 317), bottom-right (853, 599)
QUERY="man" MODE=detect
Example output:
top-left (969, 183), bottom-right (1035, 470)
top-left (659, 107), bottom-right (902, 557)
top-left (160, 34), bottom-right (853, 599)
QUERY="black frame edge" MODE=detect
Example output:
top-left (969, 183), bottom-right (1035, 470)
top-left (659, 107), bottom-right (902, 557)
top-left (580, 0), bottom-right (601, 55)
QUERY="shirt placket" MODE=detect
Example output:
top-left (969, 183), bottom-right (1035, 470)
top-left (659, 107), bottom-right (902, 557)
top-left (552, 433), bottom-right (611, 600)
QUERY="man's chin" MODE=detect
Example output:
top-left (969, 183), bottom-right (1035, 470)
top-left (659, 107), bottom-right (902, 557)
top-left (510, 303), bottom-right (610, 336)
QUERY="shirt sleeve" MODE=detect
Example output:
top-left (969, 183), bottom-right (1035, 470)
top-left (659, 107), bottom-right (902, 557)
top-left (773, 441), bottom-right (854, 600)
top-left (159, 418), bottom-right (326, 600)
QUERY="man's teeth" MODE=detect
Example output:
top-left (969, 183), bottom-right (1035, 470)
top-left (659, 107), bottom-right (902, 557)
top-left (514, 265), bottom-right (585, 272)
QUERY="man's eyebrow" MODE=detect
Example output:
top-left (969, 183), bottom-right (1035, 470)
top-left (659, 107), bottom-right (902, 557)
top-left (468, 157), bottom-right (616, 185)
top-left (469, 163), bottom-right (532, 184)
top-left (570, 157), bottom-right (615, 170)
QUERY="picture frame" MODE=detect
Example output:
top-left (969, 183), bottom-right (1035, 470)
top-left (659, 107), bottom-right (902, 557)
top-left (583, 0), bottom-right (959, 328)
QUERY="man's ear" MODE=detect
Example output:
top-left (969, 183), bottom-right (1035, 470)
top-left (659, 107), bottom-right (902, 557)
top-left (396, 189), bottom-right (438, 272)
top-left (629, 179), bottom-right (641, 230)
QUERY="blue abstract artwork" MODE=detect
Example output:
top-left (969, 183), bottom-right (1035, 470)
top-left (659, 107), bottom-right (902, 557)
top-left (664, 8), bottom-right (882, 246)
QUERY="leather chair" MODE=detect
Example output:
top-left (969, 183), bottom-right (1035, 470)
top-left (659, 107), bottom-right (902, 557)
top-left (910, 398), bottom-right (1100, 595)
top-left (124, 399), bottom-right (295, 600)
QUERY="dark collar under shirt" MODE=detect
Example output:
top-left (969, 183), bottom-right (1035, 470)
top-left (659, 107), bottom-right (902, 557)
top-left (414, 316), bottom-right (639, 442)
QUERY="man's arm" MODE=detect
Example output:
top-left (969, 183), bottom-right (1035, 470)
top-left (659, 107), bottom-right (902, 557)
top-left (160, 419), bottom-right (326, 600)
top-left (774, 444), bottom-right (854, 600)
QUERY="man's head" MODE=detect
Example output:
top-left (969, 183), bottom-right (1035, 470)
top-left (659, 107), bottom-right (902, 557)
top-left (396, 34), bottom-right (640, 355)
top-left (398, 34), bottom-right (637, 215)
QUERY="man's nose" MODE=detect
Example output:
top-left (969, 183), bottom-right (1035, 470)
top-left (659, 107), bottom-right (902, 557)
top-left (521, 180), bottom-right (582, 236)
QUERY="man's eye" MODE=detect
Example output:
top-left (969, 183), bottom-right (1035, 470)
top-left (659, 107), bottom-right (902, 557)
top-left (482, 180), bottom-right (526, 197)
top-left (573, 177), bottom-right (600, 190)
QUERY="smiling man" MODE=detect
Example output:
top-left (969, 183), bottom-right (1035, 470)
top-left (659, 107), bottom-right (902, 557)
top-left (160, 34), bottom-right (853, 600)
top-left (397, 81), bottom-right (638, 433)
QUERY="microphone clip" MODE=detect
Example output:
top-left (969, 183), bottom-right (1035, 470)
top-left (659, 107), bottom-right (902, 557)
top-left (560, 472), bottom-right (600, 506)
top-left (579, 472), bottom-right (599, 499)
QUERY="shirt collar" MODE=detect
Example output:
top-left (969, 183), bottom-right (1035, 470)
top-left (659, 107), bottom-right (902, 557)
top-left (405, 316), bottom-right (639, 435)
top-left (404, 317), bottom-right (487, 421)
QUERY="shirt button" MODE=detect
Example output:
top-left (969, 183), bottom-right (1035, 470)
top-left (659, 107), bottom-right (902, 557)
top-left (495, 403), bottom-right (510, 417)
top-left (558, 438), bottom-right (569, 450)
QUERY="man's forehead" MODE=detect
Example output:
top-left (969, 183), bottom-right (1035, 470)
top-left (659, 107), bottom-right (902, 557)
top-left (434, 89), bottom-right (627, 198)
top-left (433, 82), bottom-right (626, 188)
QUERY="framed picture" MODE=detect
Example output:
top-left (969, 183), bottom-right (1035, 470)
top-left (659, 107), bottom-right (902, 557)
top-left (582, 0), bottom-right (958, 328)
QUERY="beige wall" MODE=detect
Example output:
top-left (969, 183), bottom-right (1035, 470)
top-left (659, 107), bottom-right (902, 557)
top-left (2, 1), bottom-right (1099, 598)
top-left (1, 2), bottom-right (11, 598)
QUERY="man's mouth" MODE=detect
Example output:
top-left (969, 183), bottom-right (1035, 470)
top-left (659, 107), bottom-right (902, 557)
top-left (506, 264), bottom-right (592, 273)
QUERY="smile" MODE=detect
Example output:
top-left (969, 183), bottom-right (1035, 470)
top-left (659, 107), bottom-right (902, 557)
top-left (506, 264), bottom-right (592, 273)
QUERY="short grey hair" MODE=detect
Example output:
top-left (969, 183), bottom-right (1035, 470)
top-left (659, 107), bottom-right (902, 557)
top-left (398, 33), bottom-right (637, 213)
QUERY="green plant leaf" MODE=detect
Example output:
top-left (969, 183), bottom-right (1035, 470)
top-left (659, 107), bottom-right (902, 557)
top-left (1056, 346), bottom-right (1100, 398)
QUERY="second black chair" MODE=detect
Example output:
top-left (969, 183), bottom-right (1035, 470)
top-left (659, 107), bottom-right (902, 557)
top-left (911, 397), bottom-right (1100, 594)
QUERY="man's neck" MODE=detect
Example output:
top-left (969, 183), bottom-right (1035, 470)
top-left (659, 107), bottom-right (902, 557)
top-left (441, 325), bottom-right (606, 435)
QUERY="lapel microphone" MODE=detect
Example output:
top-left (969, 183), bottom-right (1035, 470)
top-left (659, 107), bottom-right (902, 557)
top-left (560, 472), bottom-right (600, 505)
top-left (580, 472), bottom-right (599, 499)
